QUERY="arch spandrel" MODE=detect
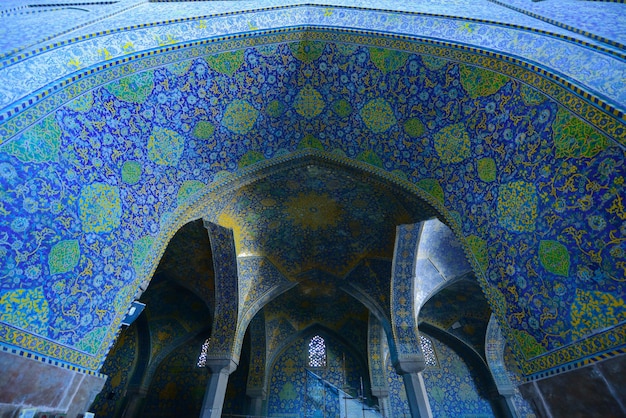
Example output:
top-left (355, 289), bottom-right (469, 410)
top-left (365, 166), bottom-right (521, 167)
top-left (0, 29), bottom-right (624, 382)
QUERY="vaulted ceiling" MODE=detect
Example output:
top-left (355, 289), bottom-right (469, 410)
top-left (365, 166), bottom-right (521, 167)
top-left (216, 162), bottom-right (437, 279)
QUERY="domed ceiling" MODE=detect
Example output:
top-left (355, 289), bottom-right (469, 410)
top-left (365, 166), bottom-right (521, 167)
top-left (419, 278), bottom-right (491, 356)
top-left (215, 162), bottom-right (438, 280)
top-left (264, 280), bottom-right (369, 358)
top-left (154, 219), bottom-right (215, 307)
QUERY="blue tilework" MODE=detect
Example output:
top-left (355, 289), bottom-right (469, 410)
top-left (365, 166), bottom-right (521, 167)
top-left (206, 222), bottom-right (239, 359)
top-left (492, 0), bottom-right (626, 47)
top-left (391, 224), bottom-right (422, 358)
top-left (0, 0), bottom-right (144, 58)
top-left (367, 316), bottom-right (385, 388)
top-left (0, 31), bottom-right (624, 377)
top-left (422, 333), bottom-right (495, 417)
top-left (0, 5), bottom-right (624, 120)
top-left (246, 314), bottom-right (266, 390)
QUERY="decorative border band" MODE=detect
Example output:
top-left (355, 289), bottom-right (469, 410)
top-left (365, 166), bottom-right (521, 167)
top-left (522, 322), bottom-right (626, 380)
top-left (3, 3), bottom-right (623, 68)
top-left (1, 27), bottom-right (623, 144)
top-left (0, 1), bottom-right (144, 61)
top-left (487, 0), bottom-right (626, 52)
top-left (0, 335), bottom-right (105, 376)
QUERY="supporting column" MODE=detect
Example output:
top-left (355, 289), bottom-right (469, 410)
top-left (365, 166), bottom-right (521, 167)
top-left (395, 357), bottom-right (433, 418)
top-left (389, 224), bottom-right (432, 417)
top-left (247, 388), bottom-right (266, 416)
top-left (199, 358), bottom-right (238, 418)
top-left (371, 388), bottom-right (391, 418)
top-left (501, 394), bottom-right (519, 418)
top-left (246, 314), bottom-right (267, 417)
top-left (368, 314), bottom-right (391, 418)
top-left (485, 314), bottom-right (519, 418)
top-left (201, 222), bottom-right (241, 417)
top-left (120, 387), bottom-right (147, 418)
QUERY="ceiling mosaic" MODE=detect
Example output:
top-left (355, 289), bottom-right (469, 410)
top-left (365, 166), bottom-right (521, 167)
top-left (217, 163), bottom-right (435, 279)
top-left (419, 278), bottom-right (492, 356)
top-left (0, 29), bottom-right (624, 380)
top-left (154, 219), bottom-right (215, 307)
top-left (264, 283), bottom-right (369, 360)
top-left (140, 280), bottom-right (212, 362)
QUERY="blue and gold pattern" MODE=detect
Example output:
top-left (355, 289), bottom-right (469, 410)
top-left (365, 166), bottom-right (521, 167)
top-left (422, 334), bottom-right (494, 417)
top-left (206, 223), bottom-right (239, 359)
top-left (391, 224), bottom-right (422, 358)
top-left (0, 28), bottom-right (623, 380)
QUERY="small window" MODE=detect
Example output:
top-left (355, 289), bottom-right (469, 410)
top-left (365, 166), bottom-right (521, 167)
top-left (308, 335), bottom-right (327, 368)
top-left (197, 338), bottom-right (211, 368)
top-left (420, 335), bottom-right (438, 367)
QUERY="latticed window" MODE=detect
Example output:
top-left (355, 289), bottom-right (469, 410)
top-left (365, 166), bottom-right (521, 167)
top-left (197, 338), bottom-right (211, 368)
top-left (308, 335), bottom-right (327, 368)
top-left (420, 335), bottom-right (438, 367)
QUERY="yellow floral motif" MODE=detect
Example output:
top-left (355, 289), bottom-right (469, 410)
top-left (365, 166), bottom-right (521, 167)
top-left (2, 114), bottom-right (61, 163)
top-left (297, 134), bottom-right (324, 150)
top-left (284, 192), bottom-right (343, 230)
top-left (154, 34), bottom-right (178, 46)
top-left (552, 107), bottom-right (608, 159)
top-left (105, 71), bottom-right (154, 104)
top-left (133, 236), bottom-right (155, 274)
top-left (416, 179), bottom-right (445, 205)
top-left (177, 180), bottom-right (205, 205)
top-left (477, 157), bottom-right (496, 182)
top-left (238, 150), bottom-right (265, 169)
top-left (497, 181), bottom-right (537, 232)
top-left (571, 289), bottom-right (626, 340)
top-left (520, 83), bottom-right (546, 106)
top-left (48, 239), bottom-right (80, 275)
top-left (67, 91), bottom-right (94, 112)
top-left (147, 127), bottom-right (184, 166)
top-left (465, 235), bottom-right (488, 272)
top-left (205, 50), bottom-right (245, 77)
top-left (77, 326), bottom-right (107, 354)
top-left (293, 85), bottom-right (325, 119)
top-left (459, 64), bottom-right (508, 99)
top-left (539, 240), bottom-right (570, 277)
top-left (421, 55), bottom-right (448, 71)
top-left (433, 123), bottom-right (471, 164)
top-left (67, 57), bottom-right (82, 69)
top-left (222, 100), bottom-right (259, 134)
top-left (289, 41), bottom-right (325, 63)
top-left (512, 329), bottom-right (546, 359)
top-left (78, 183), bottom-right (122, 233)
top-left (360, 98), bottom-right (397, 133)
top-left (122, 42), bottom-right (135, 53)
top-left (97, 48), bottom-right (113, 61)
top-left (369, 48), bottom-right (409, 74)
top-left (0, 287), bottom-right (49, 334)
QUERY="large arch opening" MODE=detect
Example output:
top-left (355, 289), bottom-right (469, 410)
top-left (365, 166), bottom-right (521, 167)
top-left (1, 10), bottom-right (624, 415)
